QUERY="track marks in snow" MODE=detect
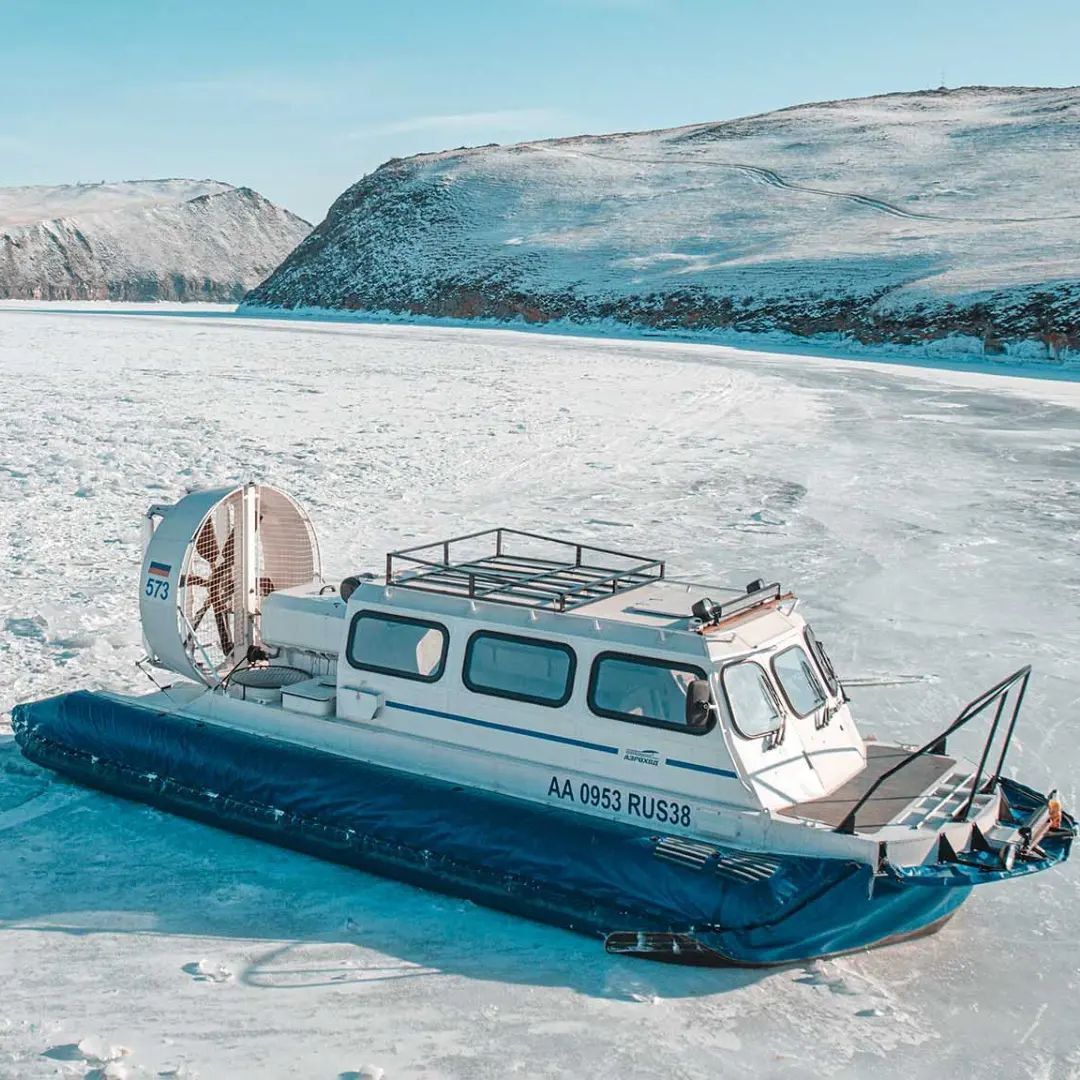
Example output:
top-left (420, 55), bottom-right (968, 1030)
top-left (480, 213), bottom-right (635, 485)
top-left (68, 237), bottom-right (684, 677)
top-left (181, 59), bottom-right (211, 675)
top-left (0, 784), bottom-right (88, 833)
top-left (529, 143), bottom-right (1080, 225)
top-left (0, 741), bottom-right (88, 830)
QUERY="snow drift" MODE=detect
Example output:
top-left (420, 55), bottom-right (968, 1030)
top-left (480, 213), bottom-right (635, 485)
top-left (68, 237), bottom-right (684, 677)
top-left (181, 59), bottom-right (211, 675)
top-left (0, 179), bottom-right (310, 302)
top-left (244, 86), bottom-right (1080, 356)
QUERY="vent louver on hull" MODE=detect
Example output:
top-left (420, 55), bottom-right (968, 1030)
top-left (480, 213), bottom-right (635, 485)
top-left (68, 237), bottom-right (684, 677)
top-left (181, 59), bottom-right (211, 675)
top-left (653, 835), bottom-right (780, 882)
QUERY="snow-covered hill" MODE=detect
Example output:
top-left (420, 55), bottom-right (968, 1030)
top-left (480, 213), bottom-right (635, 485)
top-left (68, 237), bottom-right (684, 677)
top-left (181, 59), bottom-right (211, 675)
top-left (0, 179), bottom-right (310, 301)
top-left (245, 86), bottom-right (1080, 356)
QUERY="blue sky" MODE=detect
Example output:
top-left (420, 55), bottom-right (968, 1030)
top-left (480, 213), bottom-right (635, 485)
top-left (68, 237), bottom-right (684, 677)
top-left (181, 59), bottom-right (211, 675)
top-left (3, 0), bottom-right (1078, 222)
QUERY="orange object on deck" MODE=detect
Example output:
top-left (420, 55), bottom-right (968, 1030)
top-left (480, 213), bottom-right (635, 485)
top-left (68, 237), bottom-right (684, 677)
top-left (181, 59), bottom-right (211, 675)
top-left (1048, 790), bottom-right (1063, 830)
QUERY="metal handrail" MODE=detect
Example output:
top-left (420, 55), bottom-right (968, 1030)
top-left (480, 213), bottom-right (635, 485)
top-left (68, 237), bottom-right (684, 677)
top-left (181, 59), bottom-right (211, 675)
top-left (836, 665), bottom-right (1032, 835)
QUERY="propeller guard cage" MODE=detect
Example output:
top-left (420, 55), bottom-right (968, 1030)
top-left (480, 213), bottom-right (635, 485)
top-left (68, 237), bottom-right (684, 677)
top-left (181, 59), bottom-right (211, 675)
top-left (139, 483), bottom-right (321, 685)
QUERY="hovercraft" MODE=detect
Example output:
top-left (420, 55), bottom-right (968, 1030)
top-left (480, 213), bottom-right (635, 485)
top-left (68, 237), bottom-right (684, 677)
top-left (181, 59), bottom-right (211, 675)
top-left (12, 484), bottom-right (1074, 966)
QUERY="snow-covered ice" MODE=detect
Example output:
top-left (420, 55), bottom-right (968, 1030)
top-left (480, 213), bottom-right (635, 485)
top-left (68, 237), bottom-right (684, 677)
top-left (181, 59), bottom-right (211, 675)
top-left (1, 305), bottom-right (1078, 1078)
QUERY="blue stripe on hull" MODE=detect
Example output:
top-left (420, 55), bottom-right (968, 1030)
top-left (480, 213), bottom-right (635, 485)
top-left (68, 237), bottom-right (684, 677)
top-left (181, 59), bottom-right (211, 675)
top-left (385, 700), bottom-right (619, 755)
top-left (384, 702), bottom-right (743, 783)
top-left (665, 757), bottom-right (739, 779)
top-left (8, 689), bottom-right (997, 966)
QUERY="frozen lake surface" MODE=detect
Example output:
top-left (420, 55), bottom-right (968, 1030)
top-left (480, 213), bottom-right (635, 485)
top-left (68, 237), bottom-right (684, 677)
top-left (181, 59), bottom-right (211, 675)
top-left (1, 307), bottom-right (1078, 1078)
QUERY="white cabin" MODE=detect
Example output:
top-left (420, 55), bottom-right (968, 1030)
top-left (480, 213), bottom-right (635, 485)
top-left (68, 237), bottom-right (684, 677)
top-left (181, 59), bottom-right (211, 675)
top-left (147, 526), bottom-right (1002, 872)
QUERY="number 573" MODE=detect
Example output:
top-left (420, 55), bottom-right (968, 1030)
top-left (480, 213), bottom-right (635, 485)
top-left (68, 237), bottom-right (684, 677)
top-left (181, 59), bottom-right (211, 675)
top-left (145, 577), bottom-right (170, 600)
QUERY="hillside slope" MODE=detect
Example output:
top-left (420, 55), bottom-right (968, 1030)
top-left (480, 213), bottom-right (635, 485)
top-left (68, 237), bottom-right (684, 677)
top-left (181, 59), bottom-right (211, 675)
top-left (0, 180), bottom-right (310, 302)
top-left (245, 86), bottom-right (1080, 355)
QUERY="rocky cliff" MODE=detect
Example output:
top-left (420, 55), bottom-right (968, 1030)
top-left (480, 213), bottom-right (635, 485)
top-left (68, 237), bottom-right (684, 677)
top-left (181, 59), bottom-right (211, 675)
top-left (0, 179), bottom-right (310, 302)
top-left (244, 87), bottom-right (1080, 357)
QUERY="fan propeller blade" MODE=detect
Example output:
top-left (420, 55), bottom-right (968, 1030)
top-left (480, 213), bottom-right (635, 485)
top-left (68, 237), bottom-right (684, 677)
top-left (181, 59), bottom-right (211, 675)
top-left (190, 597), bottom-right (212, 634)
top-left (184, 524), bottom-right (240, 659)
top-left (195, 517), bottom-right (220, 564)
top-left (212, 603), bottom-right (234, 657)
top-left (218, 528), bottom-right (235, 573)
top-left (207, 526), bottom-right (238, 657)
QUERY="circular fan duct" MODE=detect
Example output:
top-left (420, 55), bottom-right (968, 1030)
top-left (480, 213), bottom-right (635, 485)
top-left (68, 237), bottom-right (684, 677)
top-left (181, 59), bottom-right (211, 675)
top-left (139, 483), bottom-right (322, 685)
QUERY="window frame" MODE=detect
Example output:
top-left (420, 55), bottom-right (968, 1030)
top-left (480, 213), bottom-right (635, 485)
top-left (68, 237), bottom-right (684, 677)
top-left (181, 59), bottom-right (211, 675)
top-left (770, 644), bottom-right (827, 719)
top-left (462, 629), bottom-right (577, 709)
top-left (345, 609), bottom-right (449, 684)
top-left (804, 626), bottom-right (840, 695)
top-left (587, 650), bottom-right (712, 735)
top-left (719, 659), bottom-right (786, 740)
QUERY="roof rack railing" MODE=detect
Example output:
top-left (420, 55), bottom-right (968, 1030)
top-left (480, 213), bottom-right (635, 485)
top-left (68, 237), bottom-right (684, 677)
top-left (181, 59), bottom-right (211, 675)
top-left (385, 527), bottom-right (666, 612)
top-left (694, 582), bottom-right (783, 630)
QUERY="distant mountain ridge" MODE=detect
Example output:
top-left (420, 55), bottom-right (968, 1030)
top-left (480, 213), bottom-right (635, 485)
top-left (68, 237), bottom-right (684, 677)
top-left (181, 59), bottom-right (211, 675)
top-left (0, 179), bottom-right (310, 302)
top-left (244, 86), bottom-right (1080, 357)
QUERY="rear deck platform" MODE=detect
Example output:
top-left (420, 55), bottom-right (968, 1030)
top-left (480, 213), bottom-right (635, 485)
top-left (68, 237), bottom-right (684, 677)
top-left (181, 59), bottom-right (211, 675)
top-left (778, 744), bottom-right (958, 831)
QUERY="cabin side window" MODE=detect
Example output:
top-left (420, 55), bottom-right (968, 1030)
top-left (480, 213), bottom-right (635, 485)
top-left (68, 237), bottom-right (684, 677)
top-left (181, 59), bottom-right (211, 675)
top-left (463, 631), bottom-right (576, 708)
top-left (588, 652), bottom-right (712, 735)
top-left (721, 661), bottom-right (784, 738)
top-left (346, 610), bottom-right (449, 683)
top-left (771, 645), bottom-right (826, 718)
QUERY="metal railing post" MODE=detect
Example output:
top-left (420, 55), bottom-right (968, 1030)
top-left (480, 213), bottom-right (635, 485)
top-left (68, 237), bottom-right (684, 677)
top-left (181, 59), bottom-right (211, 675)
top-left (961, 691), bottom-right (1008, 821)
top-left (836, 665), bottom-right (1031, 835)
top-left (990, 668), bottom-right (1030, 788)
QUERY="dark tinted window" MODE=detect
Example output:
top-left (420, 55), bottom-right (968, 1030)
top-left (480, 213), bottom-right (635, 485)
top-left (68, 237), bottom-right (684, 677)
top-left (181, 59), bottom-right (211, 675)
top-left (346, 611), bottom-right (448, 682)
top-left (588, 653), bottom-right (711, 734)
top-left (464, 631), bottom-right (576, 707)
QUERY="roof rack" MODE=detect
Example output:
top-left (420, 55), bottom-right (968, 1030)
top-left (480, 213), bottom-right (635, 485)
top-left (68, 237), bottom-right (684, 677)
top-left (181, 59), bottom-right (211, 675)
top-left (385, 528), bottom-right (666, 612)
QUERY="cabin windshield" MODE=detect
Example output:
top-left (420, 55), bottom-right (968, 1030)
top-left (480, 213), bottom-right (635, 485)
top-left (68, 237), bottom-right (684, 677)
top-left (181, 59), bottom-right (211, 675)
top-left (772, 646), bottom-right (826, 717)
top-left (722, 661), bottom-right (783, 738)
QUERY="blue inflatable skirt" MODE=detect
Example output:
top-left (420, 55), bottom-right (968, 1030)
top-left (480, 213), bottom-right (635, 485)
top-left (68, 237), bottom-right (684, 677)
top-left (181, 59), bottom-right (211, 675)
top-left (16, 690), bottom-right (1059, 966)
